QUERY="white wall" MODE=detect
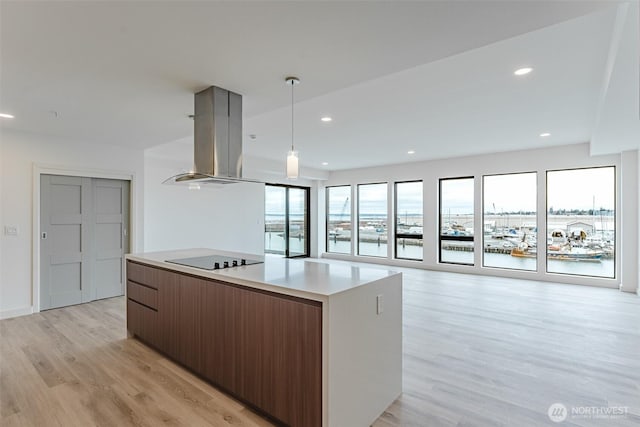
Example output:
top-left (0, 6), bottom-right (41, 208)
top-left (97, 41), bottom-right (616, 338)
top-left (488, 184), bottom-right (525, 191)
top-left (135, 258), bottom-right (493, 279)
top-left (591, 2), bottom-right (640, 155)
top-left (144, 155), bottom-right (265, 255)
top-left (144, 146), bottom-right (326, 258)
top-left (320, 143), bottom-right (636, 290)
top-left (0, 129), bottom-right (145, 318)
top-left (621, 150), bottom-right (639, 292)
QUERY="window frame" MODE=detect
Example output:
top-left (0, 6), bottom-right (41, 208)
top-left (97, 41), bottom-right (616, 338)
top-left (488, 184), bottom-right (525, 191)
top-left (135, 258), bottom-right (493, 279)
top-left (481, 171), bottom-right (538, 272)
top-left (394, 180), bottom-right (423, 261)
top-left (439, 176), bottom-right (475, 265)
top-left (264, 183), bottom-right (311, 258)
top-left (545, 166), bottom-right (616, 279)
top-left (357, 182), bottom-right (389, 258)
top-left (325, 185), bottom-right (352, 254)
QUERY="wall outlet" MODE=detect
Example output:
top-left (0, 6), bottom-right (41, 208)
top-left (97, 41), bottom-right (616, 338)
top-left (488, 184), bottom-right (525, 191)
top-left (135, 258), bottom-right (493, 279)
top-left (4, 225), bottom-right (18, 236)
top-left (376, 294), bottom-right (383, 315)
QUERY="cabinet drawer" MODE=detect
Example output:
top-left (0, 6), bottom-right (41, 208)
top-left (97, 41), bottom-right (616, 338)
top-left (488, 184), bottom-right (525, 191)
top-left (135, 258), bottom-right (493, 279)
top-left (126, 261), bottom-right (158, 289)
top-left (127, 299), bottom-right (158, 347)
top-left (127, 281), bottom-right (158, 310)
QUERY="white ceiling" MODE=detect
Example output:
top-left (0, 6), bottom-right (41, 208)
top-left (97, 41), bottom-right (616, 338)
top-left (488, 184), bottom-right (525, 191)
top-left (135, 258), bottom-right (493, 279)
top-left (1, 1), bottom-right (637, 171)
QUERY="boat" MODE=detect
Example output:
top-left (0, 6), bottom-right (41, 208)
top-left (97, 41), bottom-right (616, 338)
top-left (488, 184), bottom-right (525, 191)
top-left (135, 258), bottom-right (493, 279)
top-left (511, 246), bottom-right (536, 258)
top-left (512, 243), bottom-right (603, 262)
top-left (547, 244), bottom-right (603, 262)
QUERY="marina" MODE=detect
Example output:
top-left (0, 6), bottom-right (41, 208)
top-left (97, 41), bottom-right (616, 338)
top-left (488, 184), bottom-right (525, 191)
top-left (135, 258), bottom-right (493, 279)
top-left (273, 212), bottom-right (616, 278)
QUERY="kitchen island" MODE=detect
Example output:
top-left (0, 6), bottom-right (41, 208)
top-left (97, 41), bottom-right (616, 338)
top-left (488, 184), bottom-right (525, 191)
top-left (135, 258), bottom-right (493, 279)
top-left (125, 249), bottom-right (402, 427)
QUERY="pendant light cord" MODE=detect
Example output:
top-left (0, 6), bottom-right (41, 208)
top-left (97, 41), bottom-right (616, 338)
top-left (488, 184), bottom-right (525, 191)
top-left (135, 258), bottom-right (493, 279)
top-left (290, 80), bottom-right (295, 152)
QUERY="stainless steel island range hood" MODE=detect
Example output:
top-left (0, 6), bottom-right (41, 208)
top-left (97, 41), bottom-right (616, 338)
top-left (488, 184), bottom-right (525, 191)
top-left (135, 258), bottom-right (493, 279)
top-left (164, 86), bottom-right (259, 185)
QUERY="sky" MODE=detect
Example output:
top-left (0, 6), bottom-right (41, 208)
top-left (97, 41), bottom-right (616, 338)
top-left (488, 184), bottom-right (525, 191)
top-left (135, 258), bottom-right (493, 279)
top-left (441, 178), bottom-right (474, 215)
top-left (326, 182), bottom-right (424, 216)
top-left (267, 166), bottom-right (615, 218)
top-left (327, 186), bottom-right (351, 217)
top-left (265, 185), bottom-right (307, 215)
top-left (483, 172), bottom-right (536, 213)
top-left (357, 183), bottom-right (388, 216)
top-left (436, 168), bottom-right (614, 215)
top-left (546, 167), bottom-right (614, 211)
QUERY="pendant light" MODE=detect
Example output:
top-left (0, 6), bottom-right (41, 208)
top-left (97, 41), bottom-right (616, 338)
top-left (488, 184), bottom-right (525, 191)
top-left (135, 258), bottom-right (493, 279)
top-left (285, 76), bottom-right (300, 179)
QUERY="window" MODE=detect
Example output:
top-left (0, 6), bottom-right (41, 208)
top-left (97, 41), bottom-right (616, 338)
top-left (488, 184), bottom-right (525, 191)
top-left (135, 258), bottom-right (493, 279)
top-left (326, 186), bottom-right (351, 254)
top-left (287, 187), bottom-right (309, 257)
top-left (265, 185), bottom-right (286, 255)
top-left (439, 177), bottom-right (474, 265)
top-left (358, 183), bottom-right (388, 257)
top-left (483, 172), bottom-right (537, 271)
top-left (395, 181), bottom-right (423, 260)
top-left (264, 184), bottom-right (310, 258)
top-left (546, 167), bottom-right (615, 278)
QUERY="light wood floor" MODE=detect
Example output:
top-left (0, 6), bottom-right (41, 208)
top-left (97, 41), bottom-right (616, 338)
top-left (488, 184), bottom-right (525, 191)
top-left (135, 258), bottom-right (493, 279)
top-left (2, 268), bottom-right (640, 426)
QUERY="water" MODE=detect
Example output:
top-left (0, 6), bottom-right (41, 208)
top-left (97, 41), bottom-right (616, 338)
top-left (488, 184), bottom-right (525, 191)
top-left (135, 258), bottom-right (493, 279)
top-left (439, 250), bottom-right (615, 278)
top-left (327, 239), bottom-right (424, 259)
top-left (484, 251), bottom-right (535, 270)
top-left (272, 233), bottom-right (615, 278)
top-left (547, 258), bottom-right (614, 278)
top-left (265, 231), bottom-right (306, 255)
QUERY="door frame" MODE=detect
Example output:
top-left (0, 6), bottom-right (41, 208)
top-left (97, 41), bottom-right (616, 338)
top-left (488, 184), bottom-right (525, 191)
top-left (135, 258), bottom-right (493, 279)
top-left (265, 183), bottom-right (311, 258)
top-left (32, 163), bottom-right (137, 313)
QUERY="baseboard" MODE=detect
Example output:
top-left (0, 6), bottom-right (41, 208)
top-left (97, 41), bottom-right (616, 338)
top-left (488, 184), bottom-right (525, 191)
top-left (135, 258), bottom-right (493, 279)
top-left (0, 306), bottom-right (33, 320)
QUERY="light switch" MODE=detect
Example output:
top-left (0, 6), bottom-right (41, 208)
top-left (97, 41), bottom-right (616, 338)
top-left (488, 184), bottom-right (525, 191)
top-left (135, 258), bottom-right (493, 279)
top-left (4, 225), bottom-right (18, 236)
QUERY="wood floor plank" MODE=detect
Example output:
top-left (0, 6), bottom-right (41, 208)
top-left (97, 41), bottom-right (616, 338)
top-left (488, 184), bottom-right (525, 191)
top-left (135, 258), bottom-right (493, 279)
top-left (1, 265), bottom-right (639, 426)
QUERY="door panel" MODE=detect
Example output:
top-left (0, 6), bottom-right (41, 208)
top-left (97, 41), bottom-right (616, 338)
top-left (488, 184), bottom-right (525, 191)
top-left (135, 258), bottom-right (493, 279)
top-left (287, 187), bottom-right (308, 257)
top-left (95, 258), bottom-right (123, 298)
top-left (40, 175), bottom-right (130, 310)
top-left (264, 184), bottom-right (309, 258)
top-left (95, 185), bottom-right (123, 213)
top-left (93, 179), bottom-right (129, 300)
top-left (49, 224), bottom-right (81, 252)
top-left (95, 223), bottom-right (121, 253)
top-left (40, 175), bottom-right (91, 309)
top-left (50, 183), bottom-right (81, 214)
top-left (264, 185), bottom-right (287, 255)
top-left (49, 263), bottom-right (81, 301)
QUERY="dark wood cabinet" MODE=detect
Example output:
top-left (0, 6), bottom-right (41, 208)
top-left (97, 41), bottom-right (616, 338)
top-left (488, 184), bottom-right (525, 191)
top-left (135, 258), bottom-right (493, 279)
top-left (235, 289), bottom-right (323, 426)
top-left (175, 275), bottom-right (205, 371)
top-left (201, 280), bottom-right (241, 393)
top-left (126, 260), bottom-right (322, 427)
top-left (126, 299), bottom-right (159, 348)
top-left (156, 269), bottom-right (179, 360)
top-left (126, 281), bottom-right (157, 310)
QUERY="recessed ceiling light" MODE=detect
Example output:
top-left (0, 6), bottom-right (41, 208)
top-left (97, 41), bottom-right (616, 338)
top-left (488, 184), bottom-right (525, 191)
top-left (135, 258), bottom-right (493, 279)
top-left (321, 117), bottom-right (332, 122)
top-left (321, 162), bottom-right (329, 166)
top-left (514, 67), bottom-right (533, 76)
top-left (407, 150), bottom-right (415, 154)
top-left (540, 132), bottom-right (551, 137)
top-left (0, 113), bottom-right (15, 119)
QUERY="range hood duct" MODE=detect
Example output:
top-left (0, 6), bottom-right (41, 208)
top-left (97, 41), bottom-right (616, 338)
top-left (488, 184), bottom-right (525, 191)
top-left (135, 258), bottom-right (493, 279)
top-left (164, 86), bottom-right (259, 185)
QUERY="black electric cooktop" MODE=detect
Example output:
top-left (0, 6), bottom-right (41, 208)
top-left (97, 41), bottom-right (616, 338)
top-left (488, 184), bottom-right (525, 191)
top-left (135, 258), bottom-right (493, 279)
top-left (165, 255), bottom-right (263, 270)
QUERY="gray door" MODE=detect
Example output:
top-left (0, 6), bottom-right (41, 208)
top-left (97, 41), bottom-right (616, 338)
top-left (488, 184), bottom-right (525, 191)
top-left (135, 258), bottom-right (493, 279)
top-left (40, 175), bottom-right (92, 309)
top-left (92, 179), bottom-right (129, 300)
top-left (40, 175), bottom-right (130, 310)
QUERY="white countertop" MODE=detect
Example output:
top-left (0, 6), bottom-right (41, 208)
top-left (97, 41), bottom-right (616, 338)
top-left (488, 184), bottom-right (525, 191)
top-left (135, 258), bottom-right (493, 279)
top-left (126, 248), bottom-right (401, 301)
